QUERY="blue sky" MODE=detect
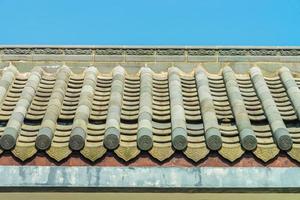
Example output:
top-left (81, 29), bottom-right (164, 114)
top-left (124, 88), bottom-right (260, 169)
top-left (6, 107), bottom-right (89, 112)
top-left (0, 0), bottom-right (299, 46)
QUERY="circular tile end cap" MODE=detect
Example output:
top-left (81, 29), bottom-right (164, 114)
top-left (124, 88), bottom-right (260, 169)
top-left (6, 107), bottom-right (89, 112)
top-left (206, 128), bottom-right (222, 151)
top-left (35, 128), bottom-right (52, 150)
top-left (69, 128), bottom-right (86, 151)
top-left (104, 127), bottom-right (120, 150)
top-left (275, 128), bottom-right (293, 151)
top-left (241, 129), bottom-right (257, 151)
top-left (137, 128), bottom-right (153, 151)
top-left (0, 132), bottom-right (16, 150)
top-left (172, 128), bottom-right (187, 151)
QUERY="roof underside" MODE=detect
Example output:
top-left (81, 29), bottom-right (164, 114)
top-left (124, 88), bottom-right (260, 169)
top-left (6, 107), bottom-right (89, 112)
top-left (1, 46), bottom-right (300, 165)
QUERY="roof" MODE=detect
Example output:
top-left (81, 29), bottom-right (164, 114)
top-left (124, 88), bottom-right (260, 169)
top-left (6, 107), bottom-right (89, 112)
top-left (1, 46), bottom-right (300, 164)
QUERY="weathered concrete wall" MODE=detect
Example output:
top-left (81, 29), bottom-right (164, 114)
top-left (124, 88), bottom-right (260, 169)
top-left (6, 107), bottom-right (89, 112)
top-left (2, 193), bottom-right (300, 200)
top-left (0, 166), bottom-right (299, 190)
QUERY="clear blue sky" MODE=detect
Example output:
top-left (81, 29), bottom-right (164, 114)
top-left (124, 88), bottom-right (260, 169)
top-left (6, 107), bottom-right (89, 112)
top-left (0, 0), bottom-right (299, 46)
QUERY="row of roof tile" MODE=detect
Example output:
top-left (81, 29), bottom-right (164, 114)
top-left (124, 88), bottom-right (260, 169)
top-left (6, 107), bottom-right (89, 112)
top-left (0, 64), bottom-right (300, 162)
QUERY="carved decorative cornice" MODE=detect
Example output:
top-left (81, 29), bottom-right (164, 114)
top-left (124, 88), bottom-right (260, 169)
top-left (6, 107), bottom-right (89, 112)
top-left (33, 48), bottom-right (63, 54)
top-left (95, 48), bottom-right (123, 55)
top-left (1, 46), bottom-right (300, 57)
top-left (156, 49), bottom-right (185, 55)
top-left (3, 48), bottom-right (32, 55)
top-left (65, 48), bottom-right (92, 55)
top-left (280, 49), bottom-right (300, 56)
top-left (125, 48), bottom-right (155, 55)
top-left (188, 49), bottom-right (216, 56)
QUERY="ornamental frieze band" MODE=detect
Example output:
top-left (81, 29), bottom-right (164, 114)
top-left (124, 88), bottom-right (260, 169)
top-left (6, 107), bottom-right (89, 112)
top-left (1, 46), bottom-right (300, 56)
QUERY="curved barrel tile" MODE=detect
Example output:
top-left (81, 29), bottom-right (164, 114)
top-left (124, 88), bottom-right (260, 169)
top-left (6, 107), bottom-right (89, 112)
top-left (250, 67), bottom-right (292, 151)
top-left (103, 66), bottom-right (125, 150)
top-left (69, 66), bottom-right (98, 150)
top-left (195, 67), bottom-right (222, 150)
top-left (36, 66), bottom-right (71, 150)
top-left (137, 67), bottom-right (153, 151)
top-left (0, 67), bottom-right (42, 150)
top-left (223, 66), bottom-right (257, 151)
top-left (279, 67), bottom-right (300, 119)
top-left (168, 67), bottom-right (187, 150)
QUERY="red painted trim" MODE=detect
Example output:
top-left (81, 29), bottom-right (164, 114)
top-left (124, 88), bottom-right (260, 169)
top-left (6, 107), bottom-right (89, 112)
top-left (0, 152), bottom-right (298, 167)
